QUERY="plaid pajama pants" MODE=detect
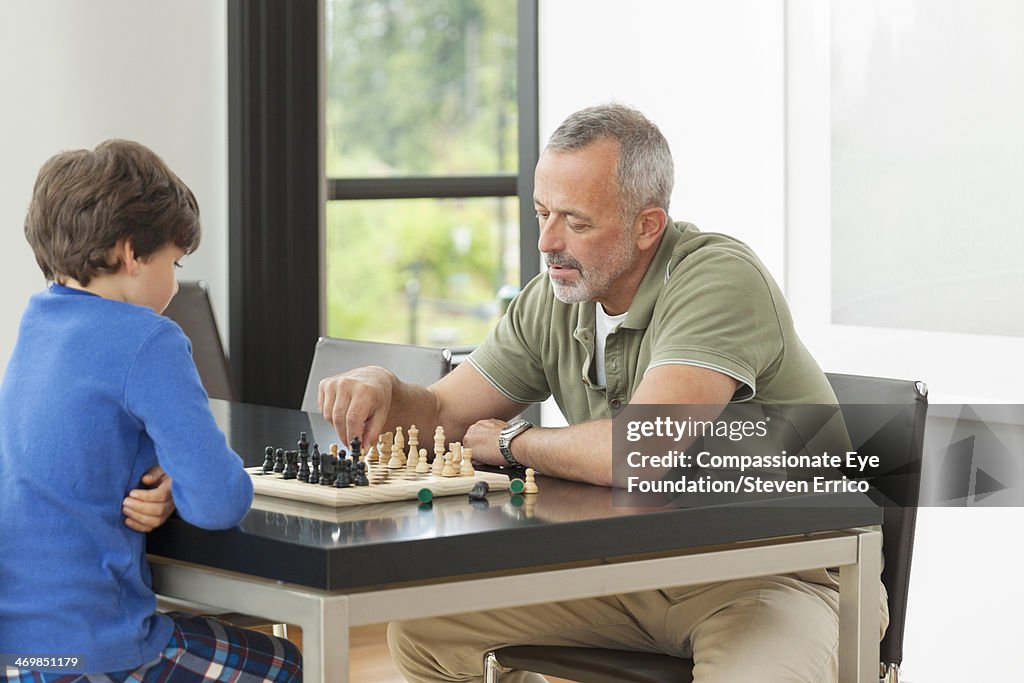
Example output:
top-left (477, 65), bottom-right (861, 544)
top-left (2, 612), bottom-right (302, 682)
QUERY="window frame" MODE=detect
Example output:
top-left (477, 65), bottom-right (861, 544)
top-left (228, 0), bottom-right (539, 407)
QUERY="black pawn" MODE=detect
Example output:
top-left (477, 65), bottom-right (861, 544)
top-left (309, 444), bottom-right (321, 484)
top-left (353, 461), bottom-right (369, 486)
top-left (273, 447), bottom-right (286, 473)
top-left (282, 450), bottom-right (298, 480)
top-left (262, 446), bottom-right (274, 474)
top-left (298, 452), bottom-right (310, 482)
top-left (335, 458), bottom-right (352, 488)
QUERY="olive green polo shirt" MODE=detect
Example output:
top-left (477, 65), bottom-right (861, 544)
top-left (468, 221), bottom-right (839, 424)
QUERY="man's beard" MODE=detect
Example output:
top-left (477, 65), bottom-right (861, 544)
top-left (546, 230), bottom-right (636, 305)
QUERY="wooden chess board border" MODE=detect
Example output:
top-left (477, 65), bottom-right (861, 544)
top-left (246, 466), bottom-right (510, 507)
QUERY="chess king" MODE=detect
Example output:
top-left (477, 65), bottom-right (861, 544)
top-left (316, 103), bottom-right (884, 683)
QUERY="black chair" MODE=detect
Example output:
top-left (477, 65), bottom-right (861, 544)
top-left (162, 281), bottom-right (237, 401)
top-left (299, 336), bottom-right (452, 412)
top-left (484, 372), bottom-right (928, 683)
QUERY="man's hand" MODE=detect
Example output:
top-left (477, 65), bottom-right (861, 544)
top-left (318, 366), bottom-right (395, 449)
top-left (463, 418), bottom-right (509, 467)
top-left (123, 465), bottom-right (175, 532)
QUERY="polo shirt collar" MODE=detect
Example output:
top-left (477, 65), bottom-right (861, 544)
top-left (621, 218), bottom-right (684, 330)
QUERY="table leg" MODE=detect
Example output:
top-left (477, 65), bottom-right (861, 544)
top-left (838, 529), bottom-right (881, 683)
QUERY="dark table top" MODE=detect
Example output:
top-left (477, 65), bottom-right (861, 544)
top-left (147, 400), bottom-right (882, 591)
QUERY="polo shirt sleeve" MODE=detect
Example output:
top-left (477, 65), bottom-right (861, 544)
top-left (124, 318), bottom-right (253, 529)
top-left (466, 277), bottom-right (551, 405)
top-left (646, 248), bottom-right (785, 401)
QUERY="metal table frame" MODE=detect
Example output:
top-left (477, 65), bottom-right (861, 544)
top-left (151, 526), bottom-right (880, 683)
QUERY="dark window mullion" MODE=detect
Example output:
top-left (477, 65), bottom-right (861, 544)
top-left (328, 175), bottom-right (517, 201)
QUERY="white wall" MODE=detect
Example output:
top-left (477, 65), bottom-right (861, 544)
top-left (0, 0), bottom-right (229, 376)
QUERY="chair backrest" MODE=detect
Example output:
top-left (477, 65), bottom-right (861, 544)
top-left (163, 281), bottom-right (237, 401)
top-left (300, 336), bottom-right (452, 412)
top-left (825, 372), bottom-right (928, 670)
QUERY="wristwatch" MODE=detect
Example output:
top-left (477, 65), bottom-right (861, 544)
top-left (498, 418), bottom-right (533, 468)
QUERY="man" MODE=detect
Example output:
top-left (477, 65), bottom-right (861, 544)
top-left (319, 104), bottom-right (884, 682)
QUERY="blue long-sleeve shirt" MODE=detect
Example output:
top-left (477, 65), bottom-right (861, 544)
top-left (0, 284), bottom-right (253, 674)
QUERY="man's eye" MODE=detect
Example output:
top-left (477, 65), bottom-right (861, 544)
top-left (173, 261), bottom-right (183, 269)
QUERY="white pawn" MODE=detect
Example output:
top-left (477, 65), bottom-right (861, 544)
top-left (459, 447), bottom-right (475, 477)
top-left (441, 452), bottom-right (458, 478)
top-left (416, 447), bottom-right (430, 474)
top-left (523, 467), bottom-right (538, 494)
top-left (388, 437), bottom-right (403, 469)
top-left (431, 446), bottom-right (446, 476)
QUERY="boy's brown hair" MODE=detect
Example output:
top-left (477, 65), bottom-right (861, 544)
top-left (24, 139), bottom-right (201, 286)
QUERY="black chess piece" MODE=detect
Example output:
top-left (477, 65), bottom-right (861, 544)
top-left (273, 447), bottom-right (285, 473)
top-left (282, 450), bottom-right (298, 480)
top-left (298, 431), bottom-right (309, 456)
top-left (309, 444), bottom-right (321, 485)
top-left (468, 480), bottom-right (490, 501)
top-left (319, 452), bottom-right (335, 486)
top-left (298, 452), bottom-right (310, 482)
top-left (262, 446), bottom-right (274, 474)
top-left (350, 436), bottom-right (362, 460)
top-left (334, 458), bottom-right (353, 488)
top-left (353, 460), bottom-right (369, 486)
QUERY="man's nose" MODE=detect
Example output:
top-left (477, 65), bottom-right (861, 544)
top-left (537, 214), bottom-right (565, 254)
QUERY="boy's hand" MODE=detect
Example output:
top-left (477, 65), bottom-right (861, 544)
top-left (123, 465), bottom-right (176, 532)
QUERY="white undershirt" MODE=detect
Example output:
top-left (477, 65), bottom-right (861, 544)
top-left (595, 304), bottom-right (629, 388)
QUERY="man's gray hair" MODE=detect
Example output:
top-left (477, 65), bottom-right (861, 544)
top-left (546, 103), bottom-right (674, 218)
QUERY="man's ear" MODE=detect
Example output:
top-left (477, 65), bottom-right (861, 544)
top-left (634, 208), bottom-right (668, 251)
top-left (111, 238), bottom-right (140, 275)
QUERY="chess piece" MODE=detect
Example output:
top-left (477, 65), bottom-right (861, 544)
top-left (387, 438), bottom-right (403, 469)
top-left (441, 452), bottom-right (457, 478)
top-left (297, 431), bottom-right (309, 457)
top-left (468, 480), bottom-right (489, 501)
top-left (394, 426), bottom-right (406, 466)
top-left (353, 461), bottom-right (369, 486)
top-left (262, 446), bottom-right (274, 474)
top-left (335, 458), bottom-right (352, 488)
top-left (433, 426), bottom-right (445, 462)
top-left (431, 446), bottom-right (446, 476)
top-left (407, 424), bottom-right (419, 462)
top-left (273, 447), bottom-right (285, 473)
top-left (460, 447), bottom-right (475, 477)
top-left (415, 448), bottom-right (429, 474)
top-left (451, 442), bottom-right (462, 470)
top-left (523, 467), bottom-right (538, 494)
top-left (282, 450), bottom-right (298, 480)
top-left (309, 444), bottom-right (321, 484)
top-left (350, 436), bottom-right (362, 460)
top-left (297, 452), bottom-right (310, 482)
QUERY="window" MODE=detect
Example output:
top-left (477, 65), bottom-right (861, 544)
top-left (227, 0), bottom-right (536, 405)
top-left (324, 0), bottom-right (533, 348)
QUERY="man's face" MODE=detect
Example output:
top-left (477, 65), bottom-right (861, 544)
top-left (533, 138), bottom-right (638, 314)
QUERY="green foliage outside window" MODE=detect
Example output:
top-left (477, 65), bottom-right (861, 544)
top-left (324, 0), bottom-right (519, 346)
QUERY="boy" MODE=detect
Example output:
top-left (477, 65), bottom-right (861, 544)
top-left (0, 140), bottom-right (302, 681)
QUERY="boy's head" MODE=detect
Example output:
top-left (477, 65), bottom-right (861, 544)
top-left (24, 139), bottom-right (200, 287)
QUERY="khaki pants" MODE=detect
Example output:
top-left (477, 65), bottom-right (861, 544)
top-left (388, 572), bottom-right (888, 683)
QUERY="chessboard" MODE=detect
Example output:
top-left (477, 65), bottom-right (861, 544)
top-left (248, 426), bottom-right (511, 508)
